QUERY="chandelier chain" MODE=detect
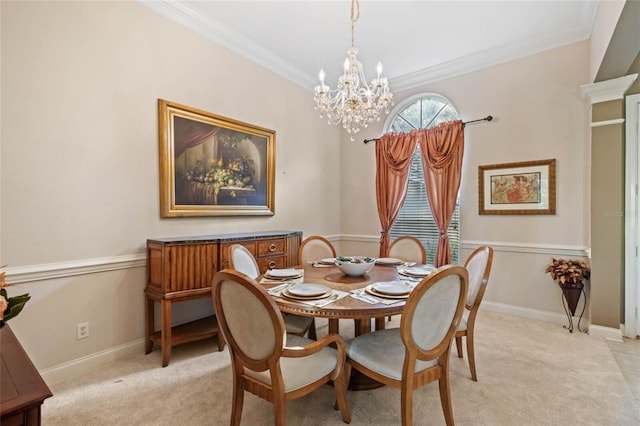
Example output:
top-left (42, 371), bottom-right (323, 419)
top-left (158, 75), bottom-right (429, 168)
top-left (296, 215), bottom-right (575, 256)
top-left (351, 0), bottom-right (359, 48)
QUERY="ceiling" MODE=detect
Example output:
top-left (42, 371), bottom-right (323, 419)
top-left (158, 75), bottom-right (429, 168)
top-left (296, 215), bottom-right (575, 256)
top-left (142, 0), bottom-right (599, 92)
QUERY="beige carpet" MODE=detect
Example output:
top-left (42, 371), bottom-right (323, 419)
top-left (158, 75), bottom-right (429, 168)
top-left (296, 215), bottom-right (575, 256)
top-left (43, 311), bottom-right (640, 425)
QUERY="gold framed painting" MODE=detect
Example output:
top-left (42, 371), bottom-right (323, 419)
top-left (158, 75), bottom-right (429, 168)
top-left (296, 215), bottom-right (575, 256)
top-left (158, 99), bottom-right (275, 217)
top-left (479, 159), bottom-right (556, 215)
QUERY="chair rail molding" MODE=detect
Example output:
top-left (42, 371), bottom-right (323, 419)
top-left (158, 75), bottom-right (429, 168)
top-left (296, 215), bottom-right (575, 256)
top-left (460, 240), bottom-right (589, 257)
top-left (339, 234), bottom-right (588, 257)
top-left (5, 237), bottom-right (587, 284)
top-left (5, 254), bottom-right (147, 284)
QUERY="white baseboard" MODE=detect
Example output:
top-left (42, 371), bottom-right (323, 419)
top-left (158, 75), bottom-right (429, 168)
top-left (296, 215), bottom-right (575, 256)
top-left (481, 301), bottom-right (571, 326)
top-left (588, 324), bottom-right (624, 342)
top-left (40, 338), bottom-right (146, 385)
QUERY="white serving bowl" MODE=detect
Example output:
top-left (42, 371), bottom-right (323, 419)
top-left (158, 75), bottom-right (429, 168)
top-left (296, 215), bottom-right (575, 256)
top-left (335, 256), bottom-right (376, 277)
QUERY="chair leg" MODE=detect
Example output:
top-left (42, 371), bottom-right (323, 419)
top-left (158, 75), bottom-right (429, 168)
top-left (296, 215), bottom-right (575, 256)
top-left (467, 332), bottom-right (477, 381)
top-left (400, 377), bottom-right (414, 426)
top-left (455, 336), bottom-right (463, 358)
top-left (273, 395), bottom-right (287, 426)
top-left (438, 367), bottom-right (455, 426)
top-left (231, 376), bottom-right (244, 426)
top-left (333, 363), bottom-right (351, 423)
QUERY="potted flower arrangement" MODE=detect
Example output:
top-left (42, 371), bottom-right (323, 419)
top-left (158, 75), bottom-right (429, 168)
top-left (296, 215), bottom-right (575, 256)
top-left (545, 258), bottom-right (590, 316)
top-left (0, 265), bottom-right (30, 328)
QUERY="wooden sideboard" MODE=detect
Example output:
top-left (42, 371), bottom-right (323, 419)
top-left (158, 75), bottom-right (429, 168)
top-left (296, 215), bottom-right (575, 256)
top-left (1, 325), bottom-right (52, 426)
top-left (145, 230), bottom-right (302, 367)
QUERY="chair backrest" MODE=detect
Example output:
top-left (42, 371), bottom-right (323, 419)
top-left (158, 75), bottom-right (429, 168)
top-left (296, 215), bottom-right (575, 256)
top-left (297, 235), bottom-right (337, 264)
top-left (212, 269), bottom-right (286, 371)
top-left (463, 246), bottom-right (493, 310)
top-left (400, 265), bottom-right (467, 362)
top-left (388, 236), bottom-right (427, 264)
top-left (228, 244), bottom-right (260, 279)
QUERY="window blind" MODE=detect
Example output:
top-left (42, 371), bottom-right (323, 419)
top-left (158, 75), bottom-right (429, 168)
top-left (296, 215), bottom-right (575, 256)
top-left (389, 146), bottom-right (460, 264)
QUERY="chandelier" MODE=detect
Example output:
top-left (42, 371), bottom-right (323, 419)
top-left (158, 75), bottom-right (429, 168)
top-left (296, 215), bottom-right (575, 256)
top-left (313, 0), bottom-right (393, 139)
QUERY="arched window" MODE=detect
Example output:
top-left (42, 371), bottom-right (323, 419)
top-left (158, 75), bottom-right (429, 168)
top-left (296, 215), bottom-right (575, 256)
top-left (386, 94), bottom-right (460, 264)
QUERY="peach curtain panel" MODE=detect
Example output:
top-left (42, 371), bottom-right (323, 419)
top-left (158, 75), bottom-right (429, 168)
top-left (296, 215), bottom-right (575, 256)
top-left (375, 120), bottom-right (464, 265)
top-left (375, 132), bottom-right (419, 256)
top-left (418, 120), bottom-right (464, 266)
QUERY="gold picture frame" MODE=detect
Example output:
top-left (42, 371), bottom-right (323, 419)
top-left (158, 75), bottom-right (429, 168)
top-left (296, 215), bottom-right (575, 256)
top-left (479, 159), bottom-right (556, 215)
top-left (158, 99), bottom-right (275, 217)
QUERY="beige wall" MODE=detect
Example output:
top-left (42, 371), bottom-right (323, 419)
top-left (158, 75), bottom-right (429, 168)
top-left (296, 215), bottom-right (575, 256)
top-left (590, 116), bottom-right (625, 327)
top-left (0, 1), bottom-right (342, 370)
top-left (589, 0), bottom-right (627, 82)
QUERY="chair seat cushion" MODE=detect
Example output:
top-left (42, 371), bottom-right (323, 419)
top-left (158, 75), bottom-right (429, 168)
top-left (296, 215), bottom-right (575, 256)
top-left (244, 334), bottom-right (337, 393)
top-left (346, 329), bottom-right (437, 381)
top-left (283, 314), bottom-right (314, 335)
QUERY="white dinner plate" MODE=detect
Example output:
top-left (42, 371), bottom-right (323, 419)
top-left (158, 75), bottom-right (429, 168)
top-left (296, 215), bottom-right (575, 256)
top-left (372, 281), bottom-right (411, 296)
top-left (375, 257), bottom-right (403, 266)
top-left (401, 265), bottom-right (436, 277)
top-left (287, 283), bottom-right (330, 297)
top-left (319, 258), bottom-right (337, 265)
top-left (266, 268), bottom-right (303, 279)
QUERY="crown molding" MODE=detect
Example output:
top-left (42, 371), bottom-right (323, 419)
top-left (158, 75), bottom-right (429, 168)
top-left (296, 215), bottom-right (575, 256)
top-left (139, 0), bottom-right (314, 90)
top-left (580, 74), bottom-right (638, 105)
top-left (391, 25), bottom-right (593, 92)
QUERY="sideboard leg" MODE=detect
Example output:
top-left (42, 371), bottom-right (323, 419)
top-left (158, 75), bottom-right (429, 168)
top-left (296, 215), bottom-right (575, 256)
top-left (161, 300), bottom-right (172, 367)
top-left (144, 295), bottom-right (154, 354)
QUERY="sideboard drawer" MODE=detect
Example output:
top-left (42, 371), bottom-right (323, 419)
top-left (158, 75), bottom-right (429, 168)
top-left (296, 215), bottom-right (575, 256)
top-left (257, 239), bottom-right (285, 257)
top-left (258, 257), bottom-right (285, 271)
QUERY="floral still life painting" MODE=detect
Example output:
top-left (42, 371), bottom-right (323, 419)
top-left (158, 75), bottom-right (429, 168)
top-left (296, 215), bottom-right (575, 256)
top-left (0, 265), bottom-right (30, 327)
top-left (158, 99), bottom-right (275, 217)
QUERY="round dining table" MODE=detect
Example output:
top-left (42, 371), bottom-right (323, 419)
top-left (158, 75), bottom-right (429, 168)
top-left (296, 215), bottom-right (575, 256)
top-left (271, 262), bottom-right (407, 336)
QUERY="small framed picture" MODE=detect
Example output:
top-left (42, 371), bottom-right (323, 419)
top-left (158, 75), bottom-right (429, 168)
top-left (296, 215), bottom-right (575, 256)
top-left (158, 99), bottom-right (275, 217)
top-left (479, 159), bottom-right (556, 215)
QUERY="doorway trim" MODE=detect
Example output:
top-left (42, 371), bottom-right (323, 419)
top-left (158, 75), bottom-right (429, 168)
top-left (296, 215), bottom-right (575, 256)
top-left (625, 93), bottom-right (640, 338)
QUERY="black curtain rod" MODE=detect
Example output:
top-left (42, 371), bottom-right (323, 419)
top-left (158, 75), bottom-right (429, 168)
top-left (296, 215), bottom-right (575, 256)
top-left (362, 115), bottom-right (493, 144)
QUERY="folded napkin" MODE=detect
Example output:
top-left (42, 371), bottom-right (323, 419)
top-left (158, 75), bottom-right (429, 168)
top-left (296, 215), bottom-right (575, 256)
top-left (350, 288), bottom-right (405, 305)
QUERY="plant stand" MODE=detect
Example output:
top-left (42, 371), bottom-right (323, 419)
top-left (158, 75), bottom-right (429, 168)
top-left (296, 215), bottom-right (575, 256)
top-left (559, 284), bottom-right (587, 333)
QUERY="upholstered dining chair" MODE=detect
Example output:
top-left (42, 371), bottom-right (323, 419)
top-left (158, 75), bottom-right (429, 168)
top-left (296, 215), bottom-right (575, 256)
top-left (385, 236), bottom-right (427, 324)
top-left (228, 244), bottom-right (316, 340)
top-left (387, 235), bottom-right (427, 264)
top-left (455, 245), bottom-right (493, 381)
top-left (346, 265), bottom-right (468, 426)
top-left (297, 235), bottom-right (337, 265)
top-left (211, 269), bottom-right (351, 426)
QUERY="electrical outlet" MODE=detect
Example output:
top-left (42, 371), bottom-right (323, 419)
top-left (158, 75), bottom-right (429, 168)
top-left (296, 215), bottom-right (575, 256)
top-left (77, 322), bottom-right (89, 340)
